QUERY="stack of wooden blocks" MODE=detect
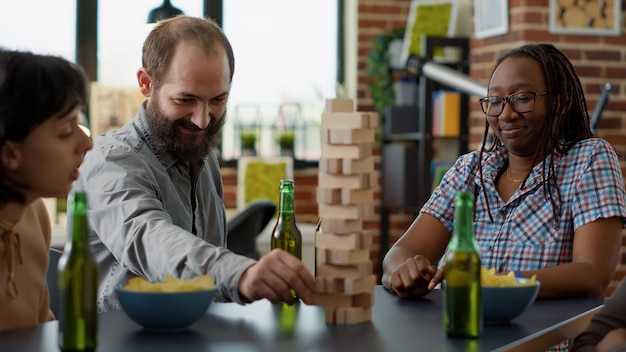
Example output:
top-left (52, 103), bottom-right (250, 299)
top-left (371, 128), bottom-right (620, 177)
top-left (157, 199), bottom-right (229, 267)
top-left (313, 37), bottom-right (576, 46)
top-left (312, 98), bottom-right (378, 325)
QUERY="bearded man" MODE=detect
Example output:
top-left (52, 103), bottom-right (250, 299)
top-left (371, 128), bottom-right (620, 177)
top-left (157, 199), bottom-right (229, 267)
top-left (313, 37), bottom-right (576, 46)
top-left (75, 16), bottom-right (314, 312)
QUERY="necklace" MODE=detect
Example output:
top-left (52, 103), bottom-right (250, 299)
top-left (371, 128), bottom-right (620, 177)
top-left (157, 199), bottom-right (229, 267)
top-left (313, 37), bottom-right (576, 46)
top-left (506, 168), bottom-right (523, 183)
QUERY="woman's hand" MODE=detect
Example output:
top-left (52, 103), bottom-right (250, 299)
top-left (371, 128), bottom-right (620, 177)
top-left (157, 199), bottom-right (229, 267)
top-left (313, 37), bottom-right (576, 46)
top-left (386, 255), bottom-right (441, 297)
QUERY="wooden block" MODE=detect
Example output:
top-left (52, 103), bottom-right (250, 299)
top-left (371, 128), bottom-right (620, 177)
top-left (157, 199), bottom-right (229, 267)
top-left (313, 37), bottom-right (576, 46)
top-left (321, 112), bottom-right (370, 129)
top-left (368, 112), bottom-right (380, 128)
top-left (351, 292), bottom-right (374, 308)
top-left (368, 172), bottom-right (378, 190)
top-left (325, 98), bottom-right (354, 113)
top-left (342, 156), bottom-right (374, 174)
top-left (317, 187), bottom-right (374, 205)
top-left (323, 128), bottom-right (376, 144)
top-left (316, 261), bottom-right (372, 279)
top-left (319, 158), bottom-right (342, 174)
top-left (315, 231), bottom-right (372, 250)
top-left (319, 157), bottom-right (374, 175)
top-left (311, 292), bottom-right (353, 307)
top-left (314, 275), bottom-right (376, 295)
top-left (315, 277), bottom-right (343, 294)
top-left (311, 292), bottom-right (373, 308)
top-left (316, 187), bottom-right (341, 204)
top-left (320, 218), bottom-right (363, 233)
top-left (344, 275), bottom-right (377, 295)
top-left (336, 306), bottom-right (372, 325)
top-left (320, 128), bottom-right (330, 144)
top-left (318, 203), bottom-right (374, 219)
top-left (318, 172), bottom-right (370, 189)
top-left (320, 143), bottom-right (372, 159)
top-left (318, 248), bottom-right (369, 265)
top-left (324, 307), bottom-right (336, 324)
top-left (341, 188), bottom-right (374, 204)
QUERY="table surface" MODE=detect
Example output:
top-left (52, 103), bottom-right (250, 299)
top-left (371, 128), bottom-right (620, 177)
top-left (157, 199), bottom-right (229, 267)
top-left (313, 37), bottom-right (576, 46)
top-left (0, 286), bottom-right (602, 352)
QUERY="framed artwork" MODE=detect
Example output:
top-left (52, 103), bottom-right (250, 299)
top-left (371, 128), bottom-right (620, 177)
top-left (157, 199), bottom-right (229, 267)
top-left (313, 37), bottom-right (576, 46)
top-left (89, 83), bottom-right (145, 138)
top-left (400, 0), bottom-right (461, 63)
top-left (474, 0), bottom-right (509, 39)
top-left (549, 0), bottom-right (621, 36)
top-left (236, 156), bottom-right (293, 210)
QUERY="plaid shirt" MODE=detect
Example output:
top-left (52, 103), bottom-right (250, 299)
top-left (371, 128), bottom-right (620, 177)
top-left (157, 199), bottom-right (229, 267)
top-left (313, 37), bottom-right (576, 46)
top-left (423, 138), bottom-right (626, 273)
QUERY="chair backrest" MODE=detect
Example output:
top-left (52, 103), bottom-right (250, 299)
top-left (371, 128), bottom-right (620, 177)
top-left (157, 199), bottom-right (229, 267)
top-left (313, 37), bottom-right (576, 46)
top-left (226, 200), bottom-right (276, 259)
top-left (47, 248), bottom-right (63, 317)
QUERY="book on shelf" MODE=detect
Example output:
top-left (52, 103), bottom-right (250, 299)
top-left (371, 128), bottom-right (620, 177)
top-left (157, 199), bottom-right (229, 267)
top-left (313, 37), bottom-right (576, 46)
top-left (432, 90), bottom-right (460, 137)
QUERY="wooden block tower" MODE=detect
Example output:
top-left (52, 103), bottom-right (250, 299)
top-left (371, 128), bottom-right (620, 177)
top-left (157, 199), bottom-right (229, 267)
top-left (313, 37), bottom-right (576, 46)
top-left (312, 98), bottom-right (378, 324)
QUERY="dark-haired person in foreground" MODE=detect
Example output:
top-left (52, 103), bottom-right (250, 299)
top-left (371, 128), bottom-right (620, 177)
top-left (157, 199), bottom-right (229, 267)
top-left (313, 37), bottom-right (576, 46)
top-left (0, 49), bottom-right (93, 330)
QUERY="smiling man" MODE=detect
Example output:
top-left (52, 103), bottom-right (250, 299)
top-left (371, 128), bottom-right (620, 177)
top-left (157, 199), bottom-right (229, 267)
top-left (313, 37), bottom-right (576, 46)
top-left (74, 16), bottom-right (314, 312)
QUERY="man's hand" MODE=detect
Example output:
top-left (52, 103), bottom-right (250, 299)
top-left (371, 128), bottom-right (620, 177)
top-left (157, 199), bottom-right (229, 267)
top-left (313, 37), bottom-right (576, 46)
top-left (597, 328), bottom-right (626, 352)
top-left (385, 255), bottom-right (441, 298)
top-left (238, 249), bottom-right (315, 305)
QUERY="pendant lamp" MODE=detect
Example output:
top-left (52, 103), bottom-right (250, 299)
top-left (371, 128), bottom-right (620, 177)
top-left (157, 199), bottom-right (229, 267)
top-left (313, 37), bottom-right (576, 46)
top-left (147, 0), bottom-right (184, 23)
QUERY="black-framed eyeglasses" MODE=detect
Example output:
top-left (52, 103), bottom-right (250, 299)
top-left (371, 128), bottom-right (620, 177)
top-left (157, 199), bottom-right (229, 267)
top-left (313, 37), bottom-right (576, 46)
top-left (479, 91), bottom-right (548, 117)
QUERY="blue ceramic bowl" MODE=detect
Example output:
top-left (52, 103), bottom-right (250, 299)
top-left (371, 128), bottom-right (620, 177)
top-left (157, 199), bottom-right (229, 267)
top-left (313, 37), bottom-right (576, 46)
top-left (116, 285), bottom-right (217, 331)
top-left (482, 278), bottom-right (540, 323)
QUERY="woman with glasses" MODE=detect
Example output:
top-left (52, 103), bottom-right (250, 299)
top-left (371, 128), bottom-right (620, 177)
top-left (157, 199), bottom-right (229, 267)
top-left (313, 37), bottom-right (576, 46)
top-left (382, 43), bottom-right (626, 301)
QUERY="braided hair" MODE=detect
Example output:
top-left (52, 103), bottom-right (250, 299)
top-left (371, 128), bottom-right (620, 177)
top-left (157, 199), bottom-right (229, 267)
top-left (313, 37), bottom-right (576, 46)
top-left (477, 43), bottom-right (593, 223)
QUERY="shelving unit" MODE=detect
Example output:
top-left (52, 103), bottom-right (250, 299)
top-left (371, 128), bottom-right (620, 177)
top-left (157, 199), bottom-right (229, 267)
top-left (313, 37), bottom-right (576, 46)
top-left (379, 36), bottom-right (470, 266)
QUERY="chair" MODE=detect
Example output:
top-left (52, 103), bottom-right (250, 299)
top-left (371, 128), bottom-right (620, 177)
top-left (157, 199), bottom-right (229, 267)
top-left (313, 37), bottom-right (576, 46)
top-left (589, 82), bottom-right (613, 134)
top-left (47, 248), bottom-right (63, 317)
top-left (226, 200), bottom-right (276, 259)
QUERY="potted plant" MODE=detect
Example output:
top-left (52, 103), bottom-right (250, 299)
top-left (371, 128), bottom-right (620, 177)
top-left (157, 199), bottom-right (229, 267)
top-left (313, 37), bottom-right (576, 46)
top-left (240, 130), bottom-right (257, 156)
top-left (276, 130), bottom-right (295, 157)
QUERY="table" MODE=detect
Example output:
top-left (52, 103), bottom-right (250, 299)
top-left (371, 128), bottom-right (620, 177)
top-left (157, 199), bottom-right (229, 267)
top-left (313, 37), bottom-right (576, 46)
top-left (0, 286), bottom-right (602, 352)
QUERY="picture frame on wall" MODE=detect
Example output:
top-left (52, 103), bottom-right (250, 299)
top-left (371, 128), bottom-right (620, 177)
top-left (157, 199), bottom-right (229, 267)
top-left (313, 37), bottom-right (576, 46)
top-left (399, 0), bottom-right (461, 64)
top-left (474, 0), bottom-right (509, 39)
top-left (549, 0), bottom-right (621, 36)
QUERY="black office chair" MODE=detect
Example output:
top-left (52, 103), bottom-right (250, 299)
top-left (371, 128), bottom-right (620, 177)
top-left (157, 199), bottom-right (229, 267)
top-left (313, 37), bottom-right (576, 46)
top-left (47, 248), bottom-right (63, 317)
top-left (226, 200), bottom-right (276, 259)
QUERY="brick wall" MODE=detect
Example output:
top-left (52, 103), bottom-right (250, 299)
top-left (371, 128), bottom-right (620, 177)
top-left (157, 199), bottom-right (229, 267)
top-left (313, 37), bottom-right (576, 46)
top-left (223, 0), bottom-right (626, 293)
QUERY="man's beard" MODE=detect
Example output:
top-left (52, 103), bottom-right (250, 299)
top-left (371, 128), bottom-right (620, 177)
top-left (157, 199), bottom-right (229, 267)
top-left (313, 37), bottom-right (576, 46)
top-left (146, 98), bottom-right (225, 163)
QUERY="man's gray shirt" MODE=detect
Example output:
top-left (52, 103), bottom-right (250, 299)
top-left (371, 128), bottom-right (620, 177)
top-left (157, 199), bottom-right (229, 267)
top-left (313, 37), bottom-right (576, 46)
top-left (74, 105), bottom-right (255, 312)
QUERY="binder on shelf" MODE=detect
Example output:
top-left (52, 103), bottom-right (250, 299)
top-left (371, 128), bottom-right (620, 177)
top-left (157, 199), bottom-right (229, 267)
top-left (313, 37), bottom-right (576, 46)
top-left (430, 160), bottom-right (453, 192)
top-left (432, 90), bottom-right (461, 137)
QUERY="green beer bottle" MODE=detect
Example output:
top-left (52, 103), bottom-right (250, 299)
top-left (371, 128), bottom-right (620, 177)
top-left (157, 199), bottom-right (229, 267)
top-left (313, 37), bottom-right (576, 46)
top-left (271, 180), bottom-right (302, 259)
top-left (58, 191), bottom-right (99, 351)
top-left (443, 190), bottom-right (482, 338)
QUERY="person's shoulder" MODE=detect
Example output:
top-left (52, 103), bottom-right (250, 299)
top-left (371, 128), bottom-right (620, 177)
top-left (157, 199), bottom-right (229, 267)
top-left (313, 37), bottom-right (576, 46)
top-left (572, 137), bottom-right (610, 147)
top-left (88, 122), bottom-right (143, 159)
top-left (455, 149), bottom-right (487, 168)
top-left (571, 137), bottom-right (616, 155)
top-left (28, 198), bottom-right (50, 225)
top-left (19, 199), bottom-right (52, 244)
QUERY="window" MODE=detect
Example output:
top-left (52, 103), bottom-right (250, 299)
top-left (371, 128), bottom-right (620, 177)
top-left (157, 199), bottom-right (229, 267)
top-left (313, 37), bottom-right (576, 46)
top-left (222, 1), bottom-right (339, 161)
top-left (98, 0), bottom-right (203, 86)
top-left (0, 0), bottom-right (76, 61)
top-left (0, 0), bottom-right (341, 164)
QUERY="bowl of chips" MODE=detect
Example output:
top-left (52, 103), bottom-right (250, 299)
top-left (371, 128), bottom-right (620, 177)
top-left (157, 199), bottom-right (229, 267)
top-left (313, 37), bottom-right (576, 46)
top-left (481, 268), bottom-right (540, 323)
top-left (116, 274), bottom-right (217, 331)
